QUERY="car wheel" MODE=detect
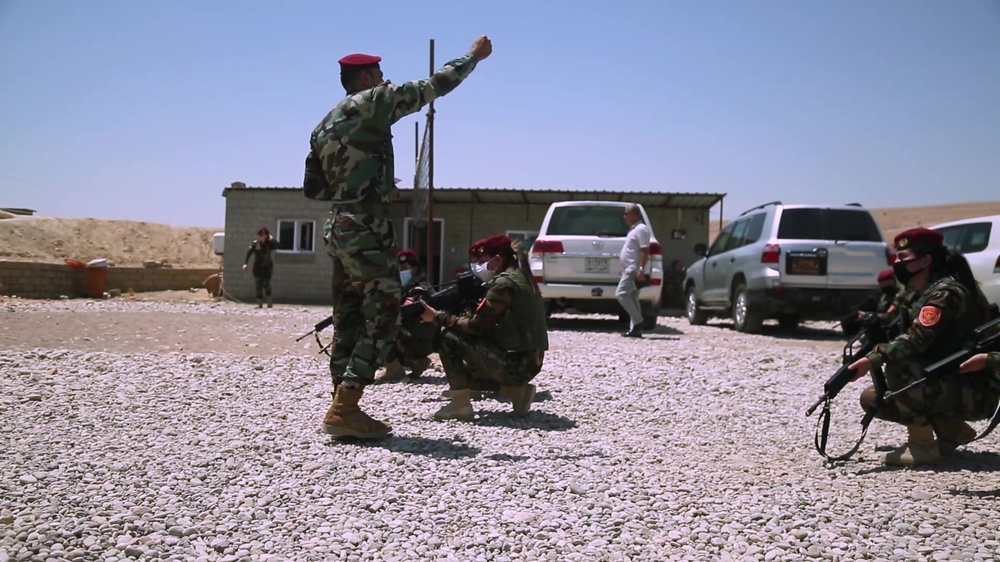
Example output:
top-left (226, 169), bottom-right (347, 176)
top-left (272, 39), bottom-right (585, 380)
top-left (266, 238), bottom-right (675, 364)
top-left (732, 284), bottom-right (763, 333)
top-left (686, 287), bottom-right (708, 325)
top-left (777, 313), bottom-right (799, 331)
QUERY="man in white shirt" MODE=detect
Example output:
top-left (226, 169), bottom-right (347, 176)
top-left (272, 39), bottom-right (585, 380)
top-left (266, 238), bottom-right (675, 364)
top-left (617, 204), bottom-right (651, 338)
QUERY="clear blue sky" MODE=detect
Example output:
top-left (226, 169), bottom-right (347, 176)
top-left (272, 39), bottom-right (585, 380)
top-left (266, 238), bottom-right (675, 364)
top-left (1, 0), bottom-right (997, 228)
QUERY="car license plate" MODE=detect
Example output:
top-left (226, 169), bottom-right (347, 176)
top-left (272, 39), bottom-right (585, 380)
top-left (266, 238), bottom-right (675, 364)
top-left (585, 258), bottom-right (610, 273)
top-left (790, 257), bottom-right (821, 275)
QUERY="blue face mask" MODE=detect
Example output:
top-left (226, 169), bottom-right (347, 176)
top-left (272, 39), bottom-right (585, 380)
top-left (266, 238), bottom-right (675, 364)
top-left (399, 269), bottom-right (414, 286)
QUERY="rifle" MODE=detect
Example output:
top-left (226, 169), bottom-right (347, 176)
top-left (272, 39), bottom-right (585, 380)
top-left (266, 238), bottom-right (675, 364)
top-left (880, 316), bottom-right (1000, 444)
top-left (806, 314), bottom-right (901, 462)
top-left (296, 316), bottom-right (335, 355)
top-left (400, 271), bottom-right (486, 320)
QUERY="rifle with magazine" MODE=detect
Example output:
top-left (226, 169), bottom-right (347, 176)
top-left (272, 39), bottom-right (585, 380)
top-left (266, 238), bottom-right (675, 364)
top-left (881, 316), bottom-right (1000, 443)
top-left (806, 314), bottom-right (901, 462)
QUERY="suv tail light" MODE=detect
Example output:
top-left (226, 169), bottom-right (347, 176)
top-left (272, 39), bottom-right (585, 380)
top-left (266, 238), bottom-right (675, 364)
top-left (887, 247), bottom-right (896, 266)
top-left (531, 240), bottom-right (564, 255)
top-left (761, 244), bottom-right (780, 264)
top-left (649, 241), bottom-right (662, 256)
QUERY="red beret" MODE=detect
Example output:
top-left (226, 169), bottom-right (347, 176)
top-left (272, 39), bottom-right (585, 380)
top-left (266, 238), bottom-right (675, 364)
top-left (894, 228), bottom-right (943, 251)
top-left (877, 269), bottom-right (895, 282)
top-left (397, 249), bottom-right (419, 266)
top-left (471, 234), bottom-right (513, 257)
top-left (339, 53), bottom-right (381, 72)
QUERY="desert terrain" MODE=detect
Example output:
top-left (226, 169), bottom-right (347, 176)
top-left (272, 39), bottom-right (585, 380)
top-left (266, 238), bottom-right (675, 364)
top-left (1, 201), bottom-right (998, 269)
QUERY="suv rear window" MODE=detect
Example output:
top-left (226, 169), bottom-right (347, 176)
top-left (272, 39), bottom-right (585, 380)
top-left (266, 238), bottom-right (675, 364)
top-left (776, 209), bottom-right (883, 242)
top-left (546, 205), bottom-right (629, 237)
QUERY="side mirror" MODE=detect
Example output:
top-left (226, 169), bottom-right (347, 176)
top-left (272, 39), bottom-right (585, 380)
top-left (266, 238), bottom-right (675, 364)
top-left (694, 243), bottom-right (707, 257)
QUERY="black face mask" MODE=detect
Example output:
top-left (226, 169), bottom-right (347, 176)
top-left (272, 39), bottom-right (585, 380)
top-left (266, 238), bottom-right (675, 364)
top-left (893, 258), bottom-right (923, 287)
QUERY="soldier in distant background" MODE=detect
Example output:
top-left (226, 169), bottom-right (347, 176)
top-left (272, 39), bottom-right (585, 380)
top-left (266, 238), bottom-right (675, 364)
top-left (242, 227), bottom-right (278, 309)
top-left (306, 36), bottom-right (493, 439)
top-left (377, 249), bottom-right (435, 383)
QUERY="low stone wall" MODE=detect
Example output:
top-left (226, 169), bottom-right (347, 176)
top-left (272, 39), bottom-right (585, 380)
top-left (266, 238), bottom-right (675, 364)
top-left (0, 261), bottom-right (219, 299)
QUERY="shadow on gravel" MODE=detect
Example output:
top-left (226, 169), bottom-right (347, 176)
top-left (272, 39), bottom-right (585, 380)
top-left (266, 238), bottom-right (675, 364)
top-left (853, 451), bottom-right (1000, 475)
top-left (485, 451), bottom-right (605, 463)
top-left (331, 435), bottom-right (481, 459)
top-left (948, 488), bottom-right (1000, 499)
top-left (473, 411), bottom-right (577, 431)
top-left (707, 320), bottom-right (844, 342)
top-left (546, 316), bottom-right (685, 336)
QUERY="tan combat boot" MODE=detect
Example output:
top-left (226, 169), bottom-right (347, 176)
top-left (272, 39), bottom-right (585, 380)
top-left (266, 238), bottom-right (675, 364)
top-left (881, 424), bottom-right (941, 466)
top-left (375, 360), bottom-right (405, 383)
top-left (433, 389), bottom-right (475, 421)
top-left (320, 385), bottom-right (392, 439)
top-left (501, 384), bottom-right (536, 417)
top-left (933, 416), bottom-right (977, 456)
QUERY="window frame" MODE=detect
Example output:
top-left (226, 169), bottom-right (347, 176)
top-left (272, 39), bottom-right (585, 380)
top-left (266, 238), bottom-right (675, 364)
top-left (276, 219), bottom-right (316, 254)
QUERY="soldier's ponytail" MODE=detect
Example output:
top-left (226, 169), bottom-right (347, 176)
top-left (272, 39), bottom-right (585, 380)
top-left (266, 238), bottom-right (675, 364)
top-left (512, 240), bottom-right (541, 296)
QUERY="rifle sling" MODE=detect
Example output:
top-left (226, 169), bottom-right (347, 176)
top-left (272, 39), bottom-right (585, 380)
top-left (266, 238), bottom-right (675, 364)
top-left (814, 400), bottom-right (877, 463)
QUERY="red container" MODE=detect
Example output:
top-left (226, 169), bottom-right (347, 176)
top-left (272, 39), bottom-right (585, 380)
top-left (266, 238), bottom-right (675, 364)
top-left (85, 266), bottom-right (109, 298)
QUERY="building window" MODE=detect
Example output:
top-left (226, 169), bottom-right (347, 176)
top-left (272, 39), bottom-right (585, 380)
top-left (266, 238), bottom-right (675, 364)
top-left (277, 220), bottom-right (315, 253)
top-left (507, 230), bottom-right (539, 250)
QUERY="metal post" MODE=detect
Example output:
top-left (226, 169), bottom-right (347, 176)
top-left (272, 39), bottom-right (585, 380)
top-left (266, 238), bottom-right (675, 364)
top-left (427, 38), bottom-right (436, 284)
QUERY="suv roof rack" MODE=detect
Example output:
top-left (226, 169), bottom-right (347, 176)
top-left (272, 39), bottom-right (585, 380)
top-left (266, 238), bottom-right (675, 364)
top-left (844, 202), bottom-right (864, 207)
top-left (739, 201), bottom-right (782, 217)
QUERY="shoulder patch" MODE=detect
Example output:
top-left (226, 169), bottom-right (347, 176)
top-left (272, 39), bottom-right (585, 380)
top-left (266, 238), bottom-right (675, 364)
top-left (918, 306), bottom-right (942, 327)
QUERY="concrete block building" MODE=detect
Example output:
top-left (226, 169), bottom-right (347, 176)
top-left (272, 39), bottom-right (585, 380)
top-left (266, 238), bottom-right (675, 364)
top-left (221, 183), bottom-right (725, 305)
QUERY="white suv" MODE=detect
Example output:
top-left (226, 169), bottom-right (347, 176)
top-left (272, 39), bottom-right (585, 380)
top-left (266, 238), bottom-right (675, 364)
top-left (529, 201), bottom-right (664, 329)
top-left (930, 214), bottom-right (1000, 306)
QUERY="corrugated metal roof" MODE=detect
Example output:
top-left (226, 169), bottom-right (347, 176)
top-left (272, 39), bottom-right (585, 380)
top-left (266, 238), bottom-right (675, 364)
top-left (223, 185), bottom-right (725, 209)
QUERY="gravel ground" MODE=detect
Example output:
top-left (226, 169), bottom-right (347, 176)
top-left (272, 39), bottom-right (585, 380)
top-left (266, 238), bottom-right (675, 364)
top-left (2, 295), bottom-right (999, 562)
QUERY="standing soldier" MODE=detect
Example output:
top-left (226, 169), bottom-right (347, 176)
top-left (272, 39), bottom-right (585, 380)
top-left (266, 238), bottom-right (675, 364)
top-left (848, 228), bottom-right (996, 466)
top-left (306, 36), bottom-right (493, 439)
top-left (242, 227), bottom-right (278, 309)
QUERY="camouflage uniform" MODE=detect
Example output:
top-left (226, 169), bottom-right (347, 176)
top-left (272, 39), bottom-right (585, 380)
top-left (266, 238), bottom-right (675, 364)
top-left (864, 276), bottom-right (1000, 425)
top-left (309, 54), bottom-right (479, 386)
top-left (387, 272), bottom-right (437, 372)
top-left (435, 267), bottom-right (549, 390)
top-left (988, 352), bottom-right (1000, 373)
top-left (244, 238), bottom-right (278, 302)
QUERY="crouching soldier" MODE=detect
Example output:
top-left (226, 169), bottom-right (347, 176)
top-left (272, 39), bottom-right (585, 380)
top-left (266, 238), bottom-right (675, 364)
top-left (418, 234), bottom-right (549, 420)
top-left (378, 249), bottom-right (436, 382)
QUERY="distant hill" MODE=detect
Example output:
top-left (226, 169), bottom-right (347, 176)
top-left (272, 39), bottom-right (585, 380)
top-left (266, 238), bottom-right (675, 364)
top-left (708, 201), bottom-right (1000, 244)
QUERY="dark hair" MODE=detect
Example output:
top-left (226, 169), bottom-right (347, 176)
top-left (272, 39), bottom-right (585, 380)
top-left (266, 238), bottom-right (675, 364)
top-left (341, 65), bottom-right (378, 93)
top-left (931, 247), bottom-right (980, 300)
top-left (511, 240), bottom-right (541, 296)
top-left (257, 227), bottom-right (269, 237)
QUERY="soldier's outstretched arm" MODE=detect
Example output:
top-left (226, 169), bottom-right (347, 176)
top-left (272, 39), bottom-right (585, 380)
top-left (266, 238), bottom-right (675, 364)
top-left (867, 284), bottom-right (966, 369)
top-left (374, 36), bottom-right (493, 125)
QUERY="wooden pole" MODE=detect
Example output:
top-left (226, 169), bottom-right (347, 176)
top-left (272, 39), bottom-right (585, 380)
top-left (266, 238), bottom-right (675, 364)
top-left (427, 38), bottom-right (436, 284)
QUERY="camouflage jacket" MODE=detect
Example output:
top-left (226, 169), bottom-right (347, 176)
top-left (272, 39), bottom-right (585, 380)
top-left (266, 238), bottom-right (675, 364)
top-left (436, 269), bottom-right (517, 337)
top-left (245, 238), bottom-right (278, 269)
top-left (867, 276), bottom-right (977, 368)
top-left (988, 352), bottom-right (1000, 372)
top-left (307, 54), bottom-right (478, 209)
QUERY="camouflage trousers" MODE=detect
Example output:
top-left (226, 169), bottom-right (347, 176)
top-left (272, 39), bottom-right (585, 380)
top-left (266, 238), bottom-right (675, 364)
top-left (324, 211), bottom-right (401, 386)
top-left (386, 319), bottom-right (437, 368)
top-left (253, 265), bottom-right (273, 299)
top-left (438, 330), bottom-right (544, 390)
top-left (863, 360), bottom-right (1000, 426)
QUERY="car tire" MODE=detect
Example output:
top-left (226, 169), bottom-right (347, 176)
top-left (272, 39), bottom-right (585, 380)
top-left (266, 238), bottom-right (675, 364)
top-left (686, 287), bottom-right (708, 325)
top-left (777, 313), bottom-right (799, 331)
top-left (732, 283), bottom-right (763, 333)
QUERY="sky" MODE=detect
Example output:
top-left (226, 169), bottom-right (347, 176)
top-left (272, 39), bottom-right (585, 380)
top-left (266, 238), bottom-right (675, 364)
top-left (0, 0), bottom-right (997, 228)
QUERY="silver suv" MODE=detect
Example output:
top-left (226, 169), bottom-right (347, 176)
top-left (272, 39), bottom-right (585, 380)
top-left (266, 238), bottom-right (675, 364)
top-left (683, 202), bottom-right (892, 333)
top-left (529, 201), bottom-right (664, 329)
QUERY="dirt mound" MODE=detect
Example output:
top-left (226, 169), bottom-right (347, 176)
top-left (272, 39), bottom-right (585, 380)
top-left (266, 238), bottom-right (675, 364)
top-left (0, 216), bottom-right (221, 268)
